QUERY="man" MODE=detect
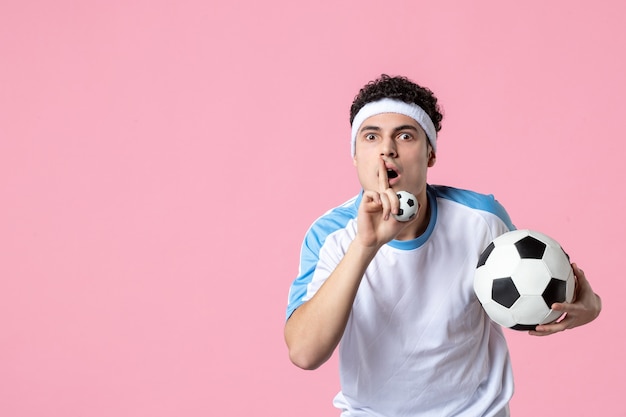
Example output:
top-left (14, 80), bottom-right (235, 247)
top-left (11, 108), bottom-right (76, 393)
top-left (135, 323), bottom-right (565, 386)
top-left (284, 75), bottom-right (601, 416)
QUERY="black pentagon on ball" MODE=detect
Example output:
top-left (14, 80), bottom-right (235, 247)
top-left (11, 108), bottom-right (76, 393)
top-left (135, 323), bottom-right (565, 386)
top-left (477, 242), bottom-right (495, 268)
top-left (397, 208), bottom-right (404, 215)
top-left (511, 323), bottom-right (538, 331)
top-left (407, 198), bottom-right (415, 207)
top-left (514, 236), bottom-right (546, 259)
top-left (492, 277), bottom-right (520, 308)
top-left (542, 277), bottom-right (567, 305)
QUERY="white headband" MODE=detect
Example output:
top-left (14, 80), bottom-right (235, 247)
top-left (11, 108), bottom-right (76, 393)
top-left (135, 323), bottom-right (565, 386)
top-left (350, 98), bottom-right (437, 157)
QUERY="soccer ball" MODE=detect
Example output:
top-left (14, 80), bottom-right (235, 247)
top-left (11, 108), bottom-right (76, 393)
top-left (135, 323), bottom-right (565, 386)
top-left (474, 229), bottom-right (575, 330)
top-left (393, 191), bottom-right (418, 222)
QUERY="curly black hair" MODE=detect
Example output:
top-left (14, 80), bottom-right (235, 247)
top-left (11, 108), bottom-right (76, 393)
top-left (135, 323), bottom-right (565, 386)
top-left (349, 74), bottom-right (443, 133)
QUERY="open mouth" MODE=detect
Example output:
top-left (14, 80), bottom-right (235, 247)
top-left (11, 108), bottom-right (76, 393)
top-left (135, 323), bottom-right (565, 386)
top-left (387, 169), bottom-right (398, 179)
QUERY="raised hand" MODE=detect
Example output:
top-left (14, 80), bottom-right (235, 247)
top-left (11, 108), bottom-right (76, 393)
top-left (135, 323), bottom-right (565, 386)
top-left (356, 156), bottom-right (416, 248)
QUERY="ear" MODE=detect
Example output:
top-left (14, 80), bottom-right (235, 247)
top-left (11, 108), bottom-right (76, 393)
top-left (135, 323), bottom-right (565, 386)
top-left (353, 154), bottom-right (358, 167)
top-left (427, 149), bottom-right (436, 167)
top-left (428, 145), bottom-right (437, 168)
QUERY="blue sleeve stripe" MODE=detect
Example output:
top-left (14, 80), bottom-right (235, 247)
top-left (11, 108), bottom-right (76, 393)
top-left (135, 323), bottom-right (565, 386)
top-left (430, 185), bottom-right (516, 231)
top-left (286, 195), bottom-right (360, 320)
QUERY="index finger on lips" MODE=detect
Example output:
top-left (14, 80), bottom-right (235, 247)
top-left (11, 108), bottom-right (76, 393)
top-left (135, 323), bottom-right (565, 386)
top-left (378, 156), bottom-right (389, 192)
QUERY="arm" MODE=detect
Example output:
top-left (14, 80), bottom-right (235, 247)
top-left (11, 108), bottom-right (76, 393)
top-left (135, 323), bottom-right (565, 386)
top-left (284, 157), bottom-right (414, 369)
top-left (530, 263), bottom-right (602, 336)
top-left (284, 238), bottom-right (378, 370)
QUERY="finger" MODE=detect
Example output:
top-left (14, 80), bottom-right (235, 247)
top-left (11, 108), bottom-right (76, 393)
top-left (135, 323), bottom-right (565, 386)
top-left (529, 327), bottom-right (560, 336)
top-left (529, 327), bottom-right (554, 336)
top-left (378, 156), bottom-right (389, 192)
top-left (530, 319), bottom-right (569, 336)
top-left (550, 299), bottom-right (584, 312)
top-left (361, 190), bottom-right (382, 212)
top-left (572, 263), bottom-right (589, 287)
top-left (362, 190), bottom-right (381, 204)
top-left (572, 262), bottom-right (583, 276)
top-left (383, 187), bottom-right (400, 215)
top-left (570, 263), bottom-right (589, 303)
top-left (379, 190), bottom-right (392, 220)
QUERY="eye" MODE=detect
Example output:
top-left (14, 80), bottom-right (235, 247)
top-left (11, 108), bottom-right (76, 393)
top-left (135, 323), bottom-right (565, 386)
top-left (365, 133), bottom-right (377, 141)
top-left (398, 133), bottom-right (413, 141)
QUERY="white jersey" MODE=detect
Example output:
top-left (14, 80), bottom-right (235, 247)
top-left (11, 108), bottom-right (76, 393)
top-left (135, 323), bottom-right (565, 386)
top-left (287, 185), bottom-right (516, 417)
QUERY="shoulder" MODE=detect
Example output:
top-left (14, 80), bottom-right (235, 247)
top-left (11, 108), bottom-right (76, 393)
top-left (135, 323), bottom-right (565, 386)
top-left (430, 185), bottom-right (515, 230)
top-left (301, 194), bottom-right (360, 250)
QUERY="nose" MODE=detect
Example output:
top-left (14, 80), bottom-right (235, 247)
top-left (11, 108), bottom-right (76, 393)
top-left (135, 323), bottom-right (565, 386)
top-left (380, 136), bottom-right (397, 157)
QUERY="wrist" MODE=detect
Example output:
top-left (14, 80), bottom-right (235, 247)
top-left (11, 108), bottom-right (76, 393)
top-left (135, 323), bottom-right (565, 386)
top-left (349, 238), bottom-right (382, 262)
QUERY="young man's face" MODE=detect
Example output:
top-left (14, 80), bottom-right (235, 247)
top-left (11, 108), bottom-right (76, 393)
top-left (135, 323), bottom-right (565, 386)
top-left (353, 112), bottom-right (436, 199)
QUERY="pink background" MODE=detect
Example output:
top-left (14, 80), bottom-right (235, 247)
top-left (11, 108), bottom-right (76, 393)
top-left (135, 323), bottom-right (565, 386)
top-left (1, 1), bottom-right (623, 415)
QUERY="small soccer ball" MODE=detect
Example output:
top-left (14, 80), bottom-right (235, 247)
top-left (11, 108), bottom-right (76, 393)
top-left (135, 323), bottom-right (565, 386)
top-left (474, 229), bottom-right (575, 331)
top-left (394, 191), bottom-right (418, 222)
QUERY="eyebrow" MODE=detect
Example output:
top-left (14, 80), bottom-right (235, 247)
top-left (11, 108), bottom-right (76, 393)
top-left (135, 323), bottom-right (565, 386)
top-left (359, 125), bottom-right (382, 133)
top-left (359, 124), bottom-right (420, 134)
top-left (394, 124), bottom-right (420, 132)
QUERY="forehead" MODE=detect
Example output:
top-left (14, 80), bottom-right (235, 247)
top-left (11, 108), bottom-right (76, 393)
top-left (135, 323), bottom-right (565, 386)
top-left (358, 113), bottom-right (422, 133)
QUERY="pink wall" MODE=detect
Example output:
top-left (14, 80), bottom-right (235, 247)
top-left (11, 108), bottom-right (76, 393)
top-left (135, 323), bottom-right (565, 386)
top-left (1, 1), bottom-right (622, 415)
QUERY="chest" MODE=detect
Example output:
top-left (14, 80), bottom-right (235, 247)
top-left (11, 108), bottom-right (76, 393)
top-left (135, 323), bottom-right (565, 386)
top-left (351, 232), bottom-right (488, 338)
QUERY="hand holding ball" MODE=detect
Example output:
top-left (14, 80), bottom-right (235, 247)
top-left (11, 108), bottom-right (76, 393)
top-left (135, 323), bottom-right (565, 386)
top-left (393, 191), bottom-right (419, 222)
